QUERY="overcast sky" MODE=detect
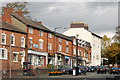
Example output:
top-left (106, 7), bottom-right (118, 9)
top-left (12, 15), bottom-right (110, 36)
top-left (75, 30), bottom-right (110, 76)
top-left (1, 0), bottom-right (119, 38)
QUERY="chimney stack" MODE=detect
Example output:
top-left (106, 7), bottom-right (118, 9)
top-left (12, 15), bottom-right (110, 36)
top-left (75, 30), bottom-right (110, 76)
top-left (84, 24), bottom-right (89, 30)
top-left (15, 10), bottom-right (23, 17)
top-left (2, 7), bottom-right (13, 24)
top-left (38, 21), bottom-right (42, 24)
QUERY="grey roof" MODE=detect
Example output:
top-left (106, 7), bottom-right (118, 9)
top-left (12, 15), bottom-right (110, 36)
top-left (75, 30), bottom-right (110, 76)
top-left (1, 21), bottom-right (27, 34)
top-left (12, 13), bottom-right (51, 32)
top-left (12, 13), bottom-right (73, 41)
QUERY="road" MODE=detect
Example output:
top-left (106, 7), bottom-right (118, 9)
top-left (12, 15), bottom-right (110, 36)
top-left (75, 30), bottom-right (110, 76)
top-left (1, 72), bottom-right (120, 80)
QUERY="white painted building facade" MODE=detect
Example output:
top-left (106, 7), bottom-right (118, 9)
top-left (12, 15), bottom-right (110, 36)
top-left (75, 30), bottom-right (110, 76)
top-left (63, 27), bottom-right (102, 66)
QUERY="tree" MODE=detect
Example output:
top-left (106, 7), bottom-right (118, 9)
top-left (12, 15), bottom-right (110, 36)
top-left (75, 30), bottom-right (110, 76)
top-left (101, 35), bottom-right (111, 57)
top-left (112, 26), bottom-right (120, 43)
top-left (2, 2), bottom-right (29, 16)
top-left (105, 42), bottom-right (120, 66)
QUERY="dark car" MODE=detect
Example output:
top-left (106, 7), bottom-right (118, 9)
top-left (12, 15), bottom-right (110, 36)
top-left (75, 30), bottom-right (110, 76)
top-left (78, 66), bottom-right (87, 75)
top-left (87, 66), bottom-right (92, 72)
top-left (90, 66), bottom-right (96, 72)
top-left (60, 67), bottom-right (72, 74)
top-left (109, 67), bottom-right (119, 74)
top-left (97, 66), bottom-right (107, 74)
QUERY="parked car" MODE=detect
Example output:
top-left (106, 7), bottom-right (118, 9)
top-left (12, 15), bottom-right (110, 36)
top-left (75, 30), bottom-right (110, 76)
top-left (97, 66), bottom-right (108, 74)
top-left (87, 66), bottom-right (92, 72)
top-left (109, 67), bottom-right (119, 74)
top-left (90, 66), bottom-right (97, 72)
top-left (78, 66), bottom-right (87, 75)
top-left (60, 67), bottom-right (72, 74)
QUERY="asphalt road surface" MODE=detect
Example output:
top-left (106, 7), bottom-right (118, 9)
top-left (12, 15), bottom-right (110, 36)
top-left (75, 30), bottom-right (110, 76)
top-left (2, 72), bottom-right (120, 80)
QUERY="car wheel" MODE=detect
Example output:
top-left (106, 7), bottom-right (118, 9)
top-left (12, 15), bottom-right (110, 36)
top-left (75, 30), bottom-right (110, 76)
top-left (97, 72), bottom-right (100, 74)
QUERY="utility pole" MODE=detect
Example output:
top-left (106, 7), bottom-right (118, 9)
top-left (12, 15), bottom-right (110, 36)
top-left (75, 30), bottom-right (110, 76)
top-left (9, 33), bottom-right (11, 78)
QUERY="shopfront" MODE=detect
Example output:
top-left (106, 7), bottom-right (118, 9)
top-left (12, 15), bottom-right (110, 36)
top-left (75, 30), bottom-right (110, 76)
top-left (27, 50), bottom-right (48, 69)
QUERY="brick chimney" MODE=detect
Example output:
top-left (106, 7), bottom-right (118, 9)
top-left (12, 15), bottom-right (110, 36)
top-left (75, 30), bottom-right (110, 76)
top-left (38, 21), bottom-right (42, 24)
top-left (71, 21), bottom-right (84, 28)
top-left (84, 24), bottom-right (89, 30)
top-left (2, 7), bottom-right (13, 24)
top-left (15, 10), bottom-right (23, 17)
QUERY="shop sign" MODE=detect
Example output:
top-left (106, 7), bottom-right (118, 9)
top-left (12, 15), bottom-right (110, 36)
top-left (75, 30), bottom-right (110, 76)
top-left (33, 44), bottom-right (38, 48)
top-left (65, 56), bottom-right (70, 59)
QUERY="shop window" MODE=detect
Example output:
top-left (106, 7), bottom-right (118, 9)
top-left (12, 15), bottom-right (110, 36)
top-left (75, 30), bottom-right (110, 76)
top-left (2, 33), bottom-right (6, 44)
top-left (38, 56), bottom-right (44, 67)
top-left (39, 30), bottom-right (43, 37)
top-left (29, 27), bottom-right (33, 34)
top-left (0, 48), bottom-right (7, 60)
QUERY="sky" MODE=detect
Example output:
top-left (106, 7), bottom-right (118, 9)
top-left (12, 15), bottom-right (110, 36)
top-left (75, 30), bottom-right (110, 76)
top-left (1, 0), bottom-right (119, 38)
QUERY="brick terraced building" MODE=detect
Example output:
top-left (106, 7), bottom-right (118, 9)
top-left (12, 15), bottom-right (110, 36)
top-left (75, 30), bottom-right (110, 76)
top-left (1, 7), bottom-right (92, 70)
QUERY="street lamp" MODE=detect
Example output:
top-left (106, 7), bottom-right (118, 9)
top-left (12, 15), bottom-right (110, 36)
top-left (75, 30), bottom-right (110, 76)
top-left (52, 27), bottom-right (67, 71)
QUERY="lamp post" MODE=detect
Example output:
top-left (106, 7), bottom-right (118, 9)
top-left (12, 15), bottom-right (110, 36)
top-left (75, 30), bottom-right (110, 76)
top-left (76, 34), bottom-right (79, 67)
top-left (52, 27), bottom-right (67, 71)
top-left (75, 34), bottom-right (79, 76)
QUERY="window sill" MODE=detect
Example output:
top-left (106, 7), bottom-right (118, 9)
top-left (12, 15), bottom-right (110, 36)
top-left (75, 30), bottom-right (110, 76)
top-left (11, 44), bottom-right (15, 46)
top-left (0, 58), bottom-right (7, 60)
top-left (13, 61), bottom-right (18, 63)
top-left (21, 46), bottom-right (25, 48)
top-left (2, 43), bottom-right (6, 45)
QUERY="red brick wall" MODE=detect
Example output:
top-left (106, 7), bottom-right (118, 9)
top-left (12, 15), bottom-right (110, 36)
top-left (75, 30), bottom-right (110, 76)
top-left (1, 30), bottom-right (27, 70)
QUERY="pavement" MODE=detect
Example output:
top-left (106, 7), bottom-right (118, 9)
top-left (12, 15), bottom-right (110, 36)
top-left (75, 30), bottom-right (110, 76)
top-left (1, 72), bottom-right (120, 80)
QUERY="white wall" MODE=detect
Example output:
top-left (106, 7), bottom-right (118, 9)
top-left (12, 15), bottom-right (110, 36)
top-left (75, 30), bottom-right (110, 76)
top-left (63, 28), bottom-right (102, 66)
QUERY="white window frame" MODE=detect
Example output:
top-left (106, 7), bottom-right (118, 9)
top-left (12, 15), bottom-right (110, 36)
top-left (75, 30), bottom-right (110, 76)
top-left (66, 41), bottom-right (69, 45)
top-left (66, 46), bottom-right (69, 53)
top-left (11, 34), bottom-right (15, 46)
top-left (48, 43), bottom-right (52, 50)
top-left (59, 44), bottom-right (62, 51)
top-left (78, 49), bottom-right (79, 55)
top-left (49, 33), bottom-right (52, 38)
top-left (81, 50), bottom-right (82, 56)
top-left (59, 38), bottom-right (62, 42)
top-left (13, 52), bottom-right (19, 62)
top-left (73, 39), bottom-right (76, 45)
top-left (0, 48), bottom-right (7, 60)
top-left (29, 37), bottom-right (33, 48)
top-left (39, 30), bottom-right (43, 37)
top-left (29, 27), bottom-right (33, 34)
top-left (74, 48), bottom-right (76, 55)
top-left (87, 52), bottom-right (88, 57)
top-left (21, 37), bottom-right (25, 48)
top-left (2, 33), bottom-right (6, 45)
top-left (84, 51), bottom-right (86, 57)
top-left (39, 39), bottom-right (43, 49)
